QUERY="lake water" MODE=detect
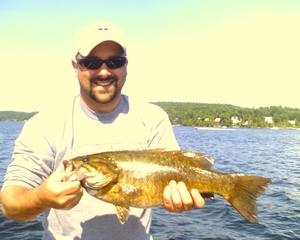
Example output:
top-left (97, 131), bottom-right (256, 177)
top-left (0, 121), bottom-right (299, 239)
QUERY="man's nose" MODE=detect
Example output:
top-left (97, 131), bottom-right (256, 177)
top-left (96, 65), bottom-right (112, 77)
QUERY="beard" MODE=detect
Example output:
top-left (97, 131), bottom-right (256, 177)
top-left (88, 76), bottom-right (120, 104)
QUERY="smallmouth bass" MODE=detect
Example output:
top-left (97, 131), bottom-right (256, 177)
top-left (64, 149), bottom-right (271, 224)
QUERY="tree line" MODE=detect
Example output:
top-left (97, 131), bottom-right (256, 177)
top-left (153, 102), bottom-right (300, 128)
top-left (1, 103), bottom-right (300, 128)
top-left (0, 111), bottom-right (37, 121)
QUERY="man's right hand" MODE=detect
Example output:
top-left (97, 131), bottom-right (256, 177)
top-left (37, 170), bottom-right (83, 210)
top-left (1, 170), bottom-right (83, 221)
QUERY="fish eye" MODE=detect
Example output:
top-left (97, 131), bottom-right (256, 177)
top-left (83, 156), bottom-right (88, 163)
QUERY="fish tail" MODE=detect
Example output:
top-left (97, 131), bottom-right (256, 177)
top-left (226, 175), bottom-right (271, 223)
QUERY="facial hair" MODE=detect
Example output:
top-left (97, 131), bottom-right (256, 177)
top-left (89, 76), bottom-right (120, 104)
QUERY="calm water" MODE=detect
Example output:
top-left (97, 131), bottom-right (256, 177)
top-left (0, 122), bottom-right (299, 239)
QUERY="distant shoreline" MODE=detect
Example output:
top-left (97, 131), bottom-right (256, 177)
top-left (192, 125), bottom-right (300, 130)
top-left (153, 102), bottom-right (300, 129)
top-left (1, 101), bottom-right (300, 129)
top-left (0, 111), bottom-right (37, 122)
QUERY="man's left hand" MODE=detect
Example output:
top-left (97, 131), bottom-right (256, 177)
top-left (162, 180), bottom-right (205, 212)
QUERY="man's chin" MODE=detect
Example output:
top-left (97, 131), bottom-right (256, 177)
top-left (90, 92), bottom-right (119, 105)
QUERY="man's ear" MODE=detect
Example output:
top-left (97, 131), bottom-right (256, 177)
top-left (72, 60), bottom-right (78, 70)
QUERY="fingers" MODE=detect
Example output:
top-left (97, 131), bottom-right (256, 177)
top-left (49, 170), bottom-right (66, 181)
top-left (191, 188), bottom-right (205, 208)
top-left (162, 183), bottom-right (173, 211)
top-left (163, 180), bottom-right (205, 213)
top-left (38, 170), bottom-right (84, 210)
top-left (177, 182), bottom-right (194, 210)
top-left (170, 180), bottom-right (183, 211)
top-left (51, 181), bottom-right (83, 210)
top-left (60, 181), bottom-right (82, 195)
top-left (49, 170), bottom-right (82, 195)
top-left (163, 180), bottom-right (186, 212)
top-left (60, 187), bottom-right (84, 210)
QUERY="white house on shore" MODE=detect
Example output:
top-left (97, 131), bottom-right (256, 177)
top-left (214, 118), bottom-right (221, 123)
top-left (264, 117), bottom-right (273, 124)
top-left (231, 116), bottom-right (241, 126)
top-left (288, 120), bottom-right (296, 127)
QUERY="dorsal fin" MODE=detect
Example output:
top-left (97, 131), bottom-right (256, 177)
top-left (180, 150), bottom-right (214, 170)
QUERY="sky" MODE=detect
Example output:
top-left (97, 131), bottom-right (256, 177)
top-left (1, 0), bottom-right (300, 111)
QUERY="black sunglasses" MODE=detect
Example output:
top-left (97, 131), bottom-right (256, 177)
top-left (77, 56), bottom-right (127, 70)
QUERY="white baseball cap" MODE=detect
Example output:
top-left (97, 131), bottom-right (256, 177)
top-left (74, 22), bottom-right (126, 57)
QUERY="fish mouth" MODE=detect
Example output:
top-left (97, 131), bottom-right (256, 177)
top-left (63, 160), bottom-right (116, 190)
top-left (83, 180), bottom-right (106, 190)
top-left (82, 172), bottom-right (115, 190)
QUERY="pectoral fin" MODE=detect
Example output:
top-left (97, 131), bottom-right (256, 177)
top-left (115, 205), bottom-right (130, 224)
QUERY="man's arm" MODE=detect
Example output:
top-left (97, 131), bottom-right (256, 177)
top-left (1, 171), bottom-right (83, 221)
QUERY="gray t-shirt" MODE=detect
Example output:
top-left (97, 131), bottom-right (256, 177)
top-left (3, 94), bottom-right (179, 240)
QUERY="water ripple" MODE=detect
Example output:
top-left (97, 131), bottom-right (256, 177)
top-left (1, 124), bottom-right (300, 239)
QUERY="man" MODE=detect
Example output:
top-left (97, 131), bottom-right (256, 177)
top-left (1, 22), bottom-right (204, 240)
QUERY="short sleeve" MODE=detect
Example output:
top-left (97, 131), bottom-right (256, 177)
top-left (145, 104), bottom-right (180, 150)
top-left (2, 114), bottom-right (55, 189)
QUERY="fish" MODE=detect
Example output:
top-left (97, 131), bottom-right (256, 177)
top-left (63, 149), bottom-right (271, 224)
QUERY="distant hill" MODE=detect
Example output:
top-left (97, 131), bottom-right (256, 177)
top-left (2, 103), bottom-right (300, 128)
top-left (0, 111), bottom-right (37, 121)
top-left (153, 102), bottom-right (300, 128)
